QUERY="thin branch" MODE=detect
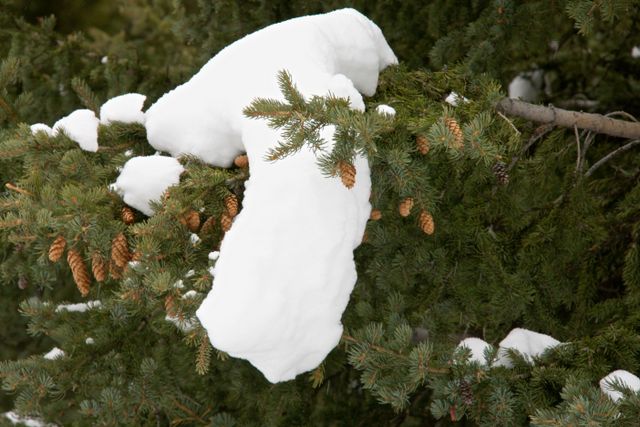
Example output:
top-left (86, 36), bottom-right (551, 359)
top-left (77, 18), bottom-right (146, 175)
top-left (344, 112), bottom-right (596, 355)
top-left (497, 111), bottom-right (520, 136)
top-left (574, 125), bottom-right (582, 174)
top-left (496, 98), bottom-right (640, 139)
top-left (585, 139), bottom-right (640, 178)
top-left (5, 182), bottom-right (32, 196)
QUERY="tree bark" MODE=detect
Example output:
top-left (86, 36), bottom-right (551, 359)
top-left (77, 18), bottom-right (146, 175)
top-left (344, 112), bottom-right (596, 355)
top-left (496, 98), bottom-right (640, 139)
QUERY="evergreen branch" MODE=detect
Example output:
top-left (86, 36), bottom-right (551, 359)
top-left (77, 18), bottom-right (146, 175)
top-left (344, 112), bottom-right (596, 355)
top-left (496, 98), bottom-right (640, 139)
top-left (0, 93), bottom-right (19, 123)
top-left (584, 139), bottom-right (640, 178)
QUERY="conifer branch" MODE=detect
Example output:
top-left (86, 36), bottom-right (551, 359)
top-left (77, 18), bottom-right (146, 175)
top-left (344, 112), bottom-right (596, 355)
top-left (0, 94), bottom-right (18, 123)
top-left (496, 98), bottom-right (640, 139)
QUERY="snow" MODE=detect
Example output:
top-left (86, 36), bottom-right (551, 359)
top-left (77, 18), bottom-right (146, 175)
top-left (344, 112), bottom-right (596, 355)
top-left (52, 109), bottom-right (99, 152)
top-left (173, 279), bottom-right (185, 289)
top-left (208, 251), bottom-right (220, 261)
top-left (43, 347), bottom-right (65, 360)
top-left (85, 337), bottom-right (95, 345)
top-left (184, 269), bottom-right (195, 278)
top-left (55, 300), bottom-right (101, 312)
top-left (183, 290), bottom-right (198, 299)
top-left (111, 156), bottom-right (184, 216)
top-left (165, 315), bottom-right (196, 332)
top-left (99, 93), bottom-right (146, 125)
top-left (101, 56), bottom-right (108, 64)
top-left (376, 104), bottom-right (396, 116)
top-left (457, 337), bottom-right (492, 366)
top-left (494, 328), bottom-right (560, 367)
top-left (4, 411), bottom-right (56, 427)
top-left (174, 9), bottom-right (398, 383)
top-left (632, 46), bottom-right (640, 59)
top-left (508, 71), bottom-right (543, 103)
top-left (189, 233), bottom-right (201, 245)
top-left (30, 123), bottom-right (54, 136)
top-left (600, 370), bottom-right (640, 402)
top-left (445, 91), bottom-right (469, 106)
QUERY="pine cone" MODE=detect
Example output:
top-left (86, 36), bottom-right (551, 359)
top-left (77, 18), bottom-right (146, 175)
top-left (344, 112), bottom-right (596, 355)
top-left (492, 161), bottom-right (509, 185)
top-left (220, 213), bottom-right (233, 232)
top-left (91, 252), bottom-right (106, 282)
top-left (48, 235), bottom-right (66, 262)
top-left (234, 154), bottom-right (249, 168)
top-left (111, 232), bottom-right (131, 268)
top-left (121, 206), bottom-right (135, 225)
top-left (339, 161), bottom-right (356, 189)
top-left (399, 197), bottom-right (414, 217)
top-left (445, 117), bottom-right (464, 149)
top-left (416, 135), bottom-right (430, 155)
top-left (179, 210), bottom-right (201, 232)
top-left (224, 194), bottom-right (239, 217)
top-left (200, 216), bottom-right (216, 235)
top-left (460, 380), bottom-right (474, 406)
top-left (370, 209), bottom-right (382, 221)
top-left (67, 249), bottom-right (90, 297)
top-left (418, 210), bottom-right (435, 235)
top-left (109, 260), bottom-right (123, 280)
top-left (164, 295), bottom-right (176, 317)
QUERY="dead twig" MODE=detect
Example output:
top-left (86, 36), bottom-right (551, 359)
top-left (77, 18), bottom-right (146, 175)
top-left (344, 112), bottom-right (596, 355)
top-left (585, 139), bottom-right (640, 178)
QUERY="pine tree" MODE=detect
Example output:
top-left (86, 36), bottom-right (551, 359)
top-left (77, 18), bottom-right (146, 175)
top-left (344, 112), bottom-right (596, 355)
top-left (2, 1), bottom-right (640, 425)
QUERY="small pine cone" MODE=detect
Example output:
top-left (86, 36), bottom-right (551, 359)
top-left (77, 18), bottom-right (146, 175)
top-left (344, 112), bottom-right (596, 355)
top-left (48, 235), bottom-right (66, 262)
top-left (200, 216), bottom-right (216, 235)
top-left (445, 117), bottom-right (464, 149)
top-left (220, 213), bottom-right (233, 232)
top-left (111, 232), bottom-right (131, 268)
top-left (91, 252), bottom-right (106, 282)
top-left (234, 154), bottom-right (249, 168)
top-left (164, 295), bottom-right (176, 317)
top-left (224, 194), bottom-right (239, 217)
top-left (460, 380), bottom-right (474, 406)
top-left (398, 197), bottom-right (414, 217)
top-left (339, 161), bottom-right (356, 189)
top-left (109, 261), bottom-right (123, 280)
top-left (67, 249), bottom-right (90, 297)
top-left (492, 161), bottom-right (509, 185)
top-left (121, 206), bottom-right (135, 225)
top-left (370, 209), bottom-right (382, 221)
top-left (179, 210), bottom-right (201, 232)
top-left (416, 135), bottom-right (430, 155)
top-left (418, 210), bottom-right (435, 235)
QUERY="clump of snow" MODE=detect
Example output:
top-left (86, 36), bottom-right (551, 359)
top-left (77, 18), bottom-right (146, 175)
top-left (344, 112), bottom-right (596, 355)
top-left (52, 109), bottom-right (99, 152)
top-left (188, 9), bottom-right (397, 383)
top-left (508, 71), bottom-right (544, 103)
top-left (4, 411), bottom-right (57, 427)
top-left (173, 279), bottom-right (185, 289)
top-left (189, 233), bottom-right (201, 245)
top-left (101, 56), bottom-right (108, 64)
top-left (632, 46), bottom-right (640, 59)
top-left (600, 370), bottom-right (640, 402)
top-left (99, 93), bottom-right (146, 125)
top-left (43, 347), bottom-right (65, 360)
top-left (85, 337), bottom-right (95, 345)
top-left (445, 92), bottom-right (469, 107)
top-left (165, 315), bottom-right (196, 332)
top-left (182, 290), bottom-right (198, 299)
top-left (208, 251), bottom-right (220, 261)
top-left (494, 328), bottom-right (560, 367)
top-left (184, 269), bottom-right (195, 278)
top-left (376, 104), bottom-right (396, 116)
top-left (457, 337), bottom-right (493, 366)
top-left (111, 156), bottom-right (184, 216)
top-left (30, 123), bottom-right (54, 136)
top-left (55, 300), bottom-right (101, 313)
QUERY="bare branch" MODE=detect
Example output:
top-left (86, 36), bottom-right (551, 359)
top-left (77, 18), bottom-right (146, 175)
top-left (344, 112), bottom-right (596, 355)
top-left (585, 139), bottom-right (640, 178)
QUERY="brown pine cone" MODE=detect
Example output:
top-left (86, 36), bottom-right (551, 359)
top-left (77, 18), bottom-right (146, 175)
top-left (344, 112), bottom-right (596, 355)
top-left (67, 249), bottom-right (90, 297)
top-left (200, 216), bottom-right (216, 235)
top-left (164, 294), bottom-right (176, 317)
top-left (220, 213), bottom-right (233, 232)
top-left (91, 252), bottom-right (106, 282)
top-left (370, 209), bottom-right (382, 221)
top-left (416, 135), bottom-right (430, 155)
top-left (399, 197), bottom-right (414, 217)
top-left (121, 206), bottom-right (135, 225)
top-left (492, 161), bottom-right (509, 185)
top-left (224, 194), bottom-right (239, 218)
top-left (234, 154), bottom-right (249, 168)
top-left (418, 210), bottom-right (435, 235)
top-left (179, 210), bottom-right (201, 232)
top-left (338, 161), bottom-right (356, 189)
top-left (111, 232), bottom-right (131, 268)
top-left (48, 235), bottom-right (66, 262)
top-left (445, 117), bottom-right (464, 149)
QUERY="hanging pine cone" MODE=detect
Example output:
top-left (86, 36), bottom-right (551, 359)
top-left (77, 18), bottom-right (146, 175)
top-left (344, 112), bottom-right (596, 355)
top-left (220, 213), bottom-right (233, 232)
top-left (179, 210), bottom-right (201, 232)
top-left (492, 161), bottom-right (509, 185)
top-left (48, 235), bottom-right (66, 262)
top-left (418, 210), bottom-right (435, 235)
top-left (338, 161), bottom-right (356, 189)
top-left (445, 117), bottom-right (464, 149)
top-left (91, 252), bottom-right (106, 282)
top-left (370, 209), bottom-right (382, 221)
top-left (111, 232), bottom-right (131, 268)
top-left (398, 197), bottom-right (414, 217)
top-left (416, 134), bottom-right (430, 155)
top-left (67, 249), bottom-right (90, 297)
top-left (234, 154), bottom-right (249, 168)
top-left (200, 216), bottom-right (216, 235)
top-left (224, 194), bottom-right (239, 217)
top-left (460, 380), bottom-right (474, 406)
top-left (121, 206), bottom-right (135, 225)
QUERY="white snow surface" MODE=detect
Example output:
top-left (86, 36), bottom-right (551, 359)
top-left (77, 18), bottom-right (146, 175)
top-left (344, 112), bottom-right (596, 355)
top-left (55, 300), bottom-right (101, 313)
top-left (43, 347), bottom-right (65, 360)
top-left (600, 370), bottom-right (640, 402)
top-left (457, 337), bottom-right (493, 366)
top-left (376, 104), bottom-right (396, 116)
top-left (30, 123), bottom-right (54, 136)
top-left (111, 155), bottom-right (184, 216)
top-left (632, 46), bottom-right (640, 59)
top-left (4, 411), bottom-right (56, 427)
top-left (508, 71), bottom-right (544, 103)
top-left (495, 328), bottom-right (560, 367)
top-left (169, 9), bottom-right (400, 383)
top-left (99, 93), bottom-right (146, 125)
top-left (208, 251), bottom-right (220, 261)
top-left (445, 91), bottom-right (469, 106)
top-left (52, 109), bottom-right (99, 152)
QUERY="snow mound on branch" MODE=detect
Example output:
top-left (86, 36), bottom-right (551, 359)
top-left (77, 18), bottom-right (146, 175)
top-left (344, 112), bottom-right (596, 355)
top-left (55, 300), bottom-right (101, 313)
top-left (30, 123), bottom-right (54, 136)
top-left (508, 71), bottom-right (543, 103)
top-left (494, 328), bottom-right (560, 367)
top-left (445, 91), bottom-right (469, 106)
top-left (52, 109), bottom-right (99, 152)
top-left (99, 93), bottom-right (146, 125)
top-left (43, 347), bottom-right (65, 360)
top-left (457, 337), bottom-right (493, 366)
top-left (376, 104), bottom-right (396, 116)
top-left (600, 370), bottom-right (640, 402)
top-left (4, 411), bottom-right (57, 427)
top-left (163, 9), bottom-right (398, 383)
top-left (110, 155), bottom-right (184, 216)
